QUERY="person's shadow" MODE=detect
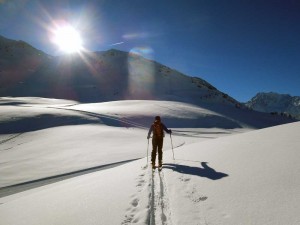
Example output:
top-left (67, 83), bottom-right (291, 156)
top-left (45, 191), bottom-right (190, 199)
top-left (163, 162), bottom-right (228, 180)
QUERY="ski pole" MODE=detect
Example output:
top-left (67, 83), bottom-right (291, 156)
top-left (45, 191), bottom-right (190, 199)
top-left (170, 133), bottom-right (175, 160)
top-left (147, 138), bottom-right (149, 165)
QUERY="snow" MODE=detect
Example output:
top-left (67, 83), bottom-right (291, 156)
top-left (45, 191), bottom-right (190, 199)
top-left (246, 92), bottom-right (300, 119)
top-left (0, 98), bottom-right (246, 188)
top-left (0, 97), bottom-right (299, 225)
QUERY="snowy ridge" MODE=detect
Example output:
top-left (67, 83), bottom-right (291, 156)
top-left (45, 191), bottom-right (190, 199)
top-left (246, 92), bottom-right (300, 119)
top-left (0, 35), bottom-right (241, 108)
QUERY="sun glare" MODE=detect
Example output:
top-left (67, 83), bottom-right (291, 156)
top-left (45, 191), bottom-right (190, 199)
top-left (52, 25), bottom-right (83, 53)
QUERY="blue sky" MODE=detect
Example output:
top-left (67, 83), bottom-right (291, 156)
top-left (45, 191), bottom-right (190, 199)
top-left (1, 0), bottom-right (299, 102)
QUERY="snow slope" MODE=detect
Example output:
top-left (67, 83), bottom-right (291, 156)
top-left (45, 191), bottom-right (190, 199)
top-left (0, 97), bottom-right (299, 225)
top-left (0, 120), bottom-right (299, 225)
top-left (1, 97), bottom-right (249, 188)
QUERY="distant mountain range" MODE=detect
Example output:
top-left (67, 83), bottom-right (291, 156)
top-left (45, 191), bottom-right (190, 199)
top-left (0, 35), bottom-right (296, 127)
top-left (246, 92), bottom-right (300, 120)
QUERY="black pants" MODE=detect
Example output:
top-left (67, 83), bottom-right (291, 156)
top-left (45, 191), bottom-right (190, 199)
top-left (151, 137), bottom-right (163, 164)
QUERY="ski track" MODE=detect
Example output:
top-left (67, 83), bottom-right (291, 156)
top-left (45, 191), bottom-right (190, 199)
top-left (121, 165), bottom-right (173, 225)
top-left (48, 106), bottom-right (149, 130)
top-left (0, 159), bottom-right (140, 197)
top-left (47, 106), bottom-right (190, 140)
top-left (0, 133), bottom-right (23, 146)
top-left (149, 167), bottom-right (173, 225)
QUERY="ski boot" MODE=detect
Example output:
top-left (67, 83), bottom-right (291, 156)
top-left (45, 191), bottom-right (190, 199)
top-left (152, 162), bottom-right (156, 170)
top-left (158, 161), bottom-right (163, 171)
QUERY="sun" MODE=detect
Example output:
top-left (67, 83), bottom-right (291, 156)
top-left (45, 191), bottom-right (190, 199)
top-left (52, 25), bottom-right (83, 53)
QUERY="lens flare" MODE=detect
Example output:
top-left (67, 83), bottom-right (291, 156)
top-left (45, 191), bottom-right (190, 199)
top-left (127, 46), bottom-right (155, 99)
top-left (129, 46), bottom-right (154, 60)
top-left (52, 24), bottom-right (83, 53)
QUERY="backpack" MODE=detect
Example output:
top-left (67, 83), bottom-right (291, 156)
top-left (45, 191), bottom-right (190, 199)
top-left (153, 121), bottom-right (163, 138)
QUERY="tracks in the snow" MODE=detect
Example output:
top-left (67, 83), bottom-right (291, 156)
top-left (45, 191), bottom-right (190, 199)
top-left (149, 168), bottom-right (172, 225)
top-left (0, 158), bottom-right (140, 198)
top-left (0, 133), bottom-right (23, 146)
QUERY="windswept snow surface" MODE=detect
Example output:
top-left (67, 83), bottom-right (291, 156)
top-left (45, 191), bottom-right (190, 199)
top-left (0, 98), bottom-right (248, 188)
top-left (1, 98), bottom-right (299, 225)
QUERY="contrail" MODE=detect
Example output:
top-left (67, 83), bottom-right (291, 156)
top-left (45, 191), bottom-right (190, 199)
top-left (110, 41), bottom-right (124, 46)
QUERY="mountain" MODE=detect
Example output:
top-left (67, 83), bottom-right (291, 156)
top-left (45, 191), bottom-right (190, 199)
top-left (0, 35), bottom-right (50, 93)
top-left (0, 35), bottom-right (47, 59)
top-left (246, 92), bottom-right (300, 120)
top-left (0, 35), bottom-right (295, 128)
top-left (0, 35), bottom-right (239, 105)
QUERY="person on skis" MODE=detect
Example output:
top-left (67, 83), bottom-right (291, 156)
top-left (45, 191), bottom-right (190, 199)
top-left (147, 116), bottom-right (172, 169)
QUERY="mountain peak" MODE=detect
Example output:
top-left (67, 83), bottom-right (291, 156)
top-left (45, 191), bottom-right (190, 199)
top-left (255, 92), bottom-right (291, 98)
top-left (0, 35), bottom-right (47, 58)
top-left (246, 92), bottom-right (300, 119)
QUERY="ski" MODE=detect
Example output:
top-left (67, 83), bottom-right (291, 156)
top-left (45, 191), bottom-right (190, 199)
top-left (151, 164), bottom-right (162, 172)
top-left (152, 166), bottom-right (162, 172)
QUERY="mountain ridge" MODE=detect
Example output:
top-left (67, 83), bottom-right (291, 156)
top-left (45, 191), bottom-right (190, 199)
top-left (246, 92), bottom-right (300, 120)
top-left (0, 35), bottom-right (239, 107)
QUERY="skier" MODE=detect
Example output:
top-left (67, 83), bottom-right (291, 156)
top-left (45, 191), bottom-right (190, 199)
top-left (147, 116), bottom-right (172, 169)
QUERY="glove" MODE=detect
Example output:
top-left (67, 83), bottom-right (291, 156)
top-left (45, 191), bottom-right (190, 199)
top-left (169, 129), bottom-right (172, 134)
top-left (147, 136), bottom-right (150, 139)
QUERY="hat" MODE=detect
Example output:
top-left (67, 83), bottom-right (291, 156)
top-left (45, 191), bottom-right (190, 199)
top-left (155, 116), bottom-right (161, 121)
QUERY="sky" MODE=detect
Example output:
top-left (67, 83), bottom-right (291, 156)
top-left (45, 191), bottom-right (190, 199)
top-left (0, 0), bottom-right (299, 102)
